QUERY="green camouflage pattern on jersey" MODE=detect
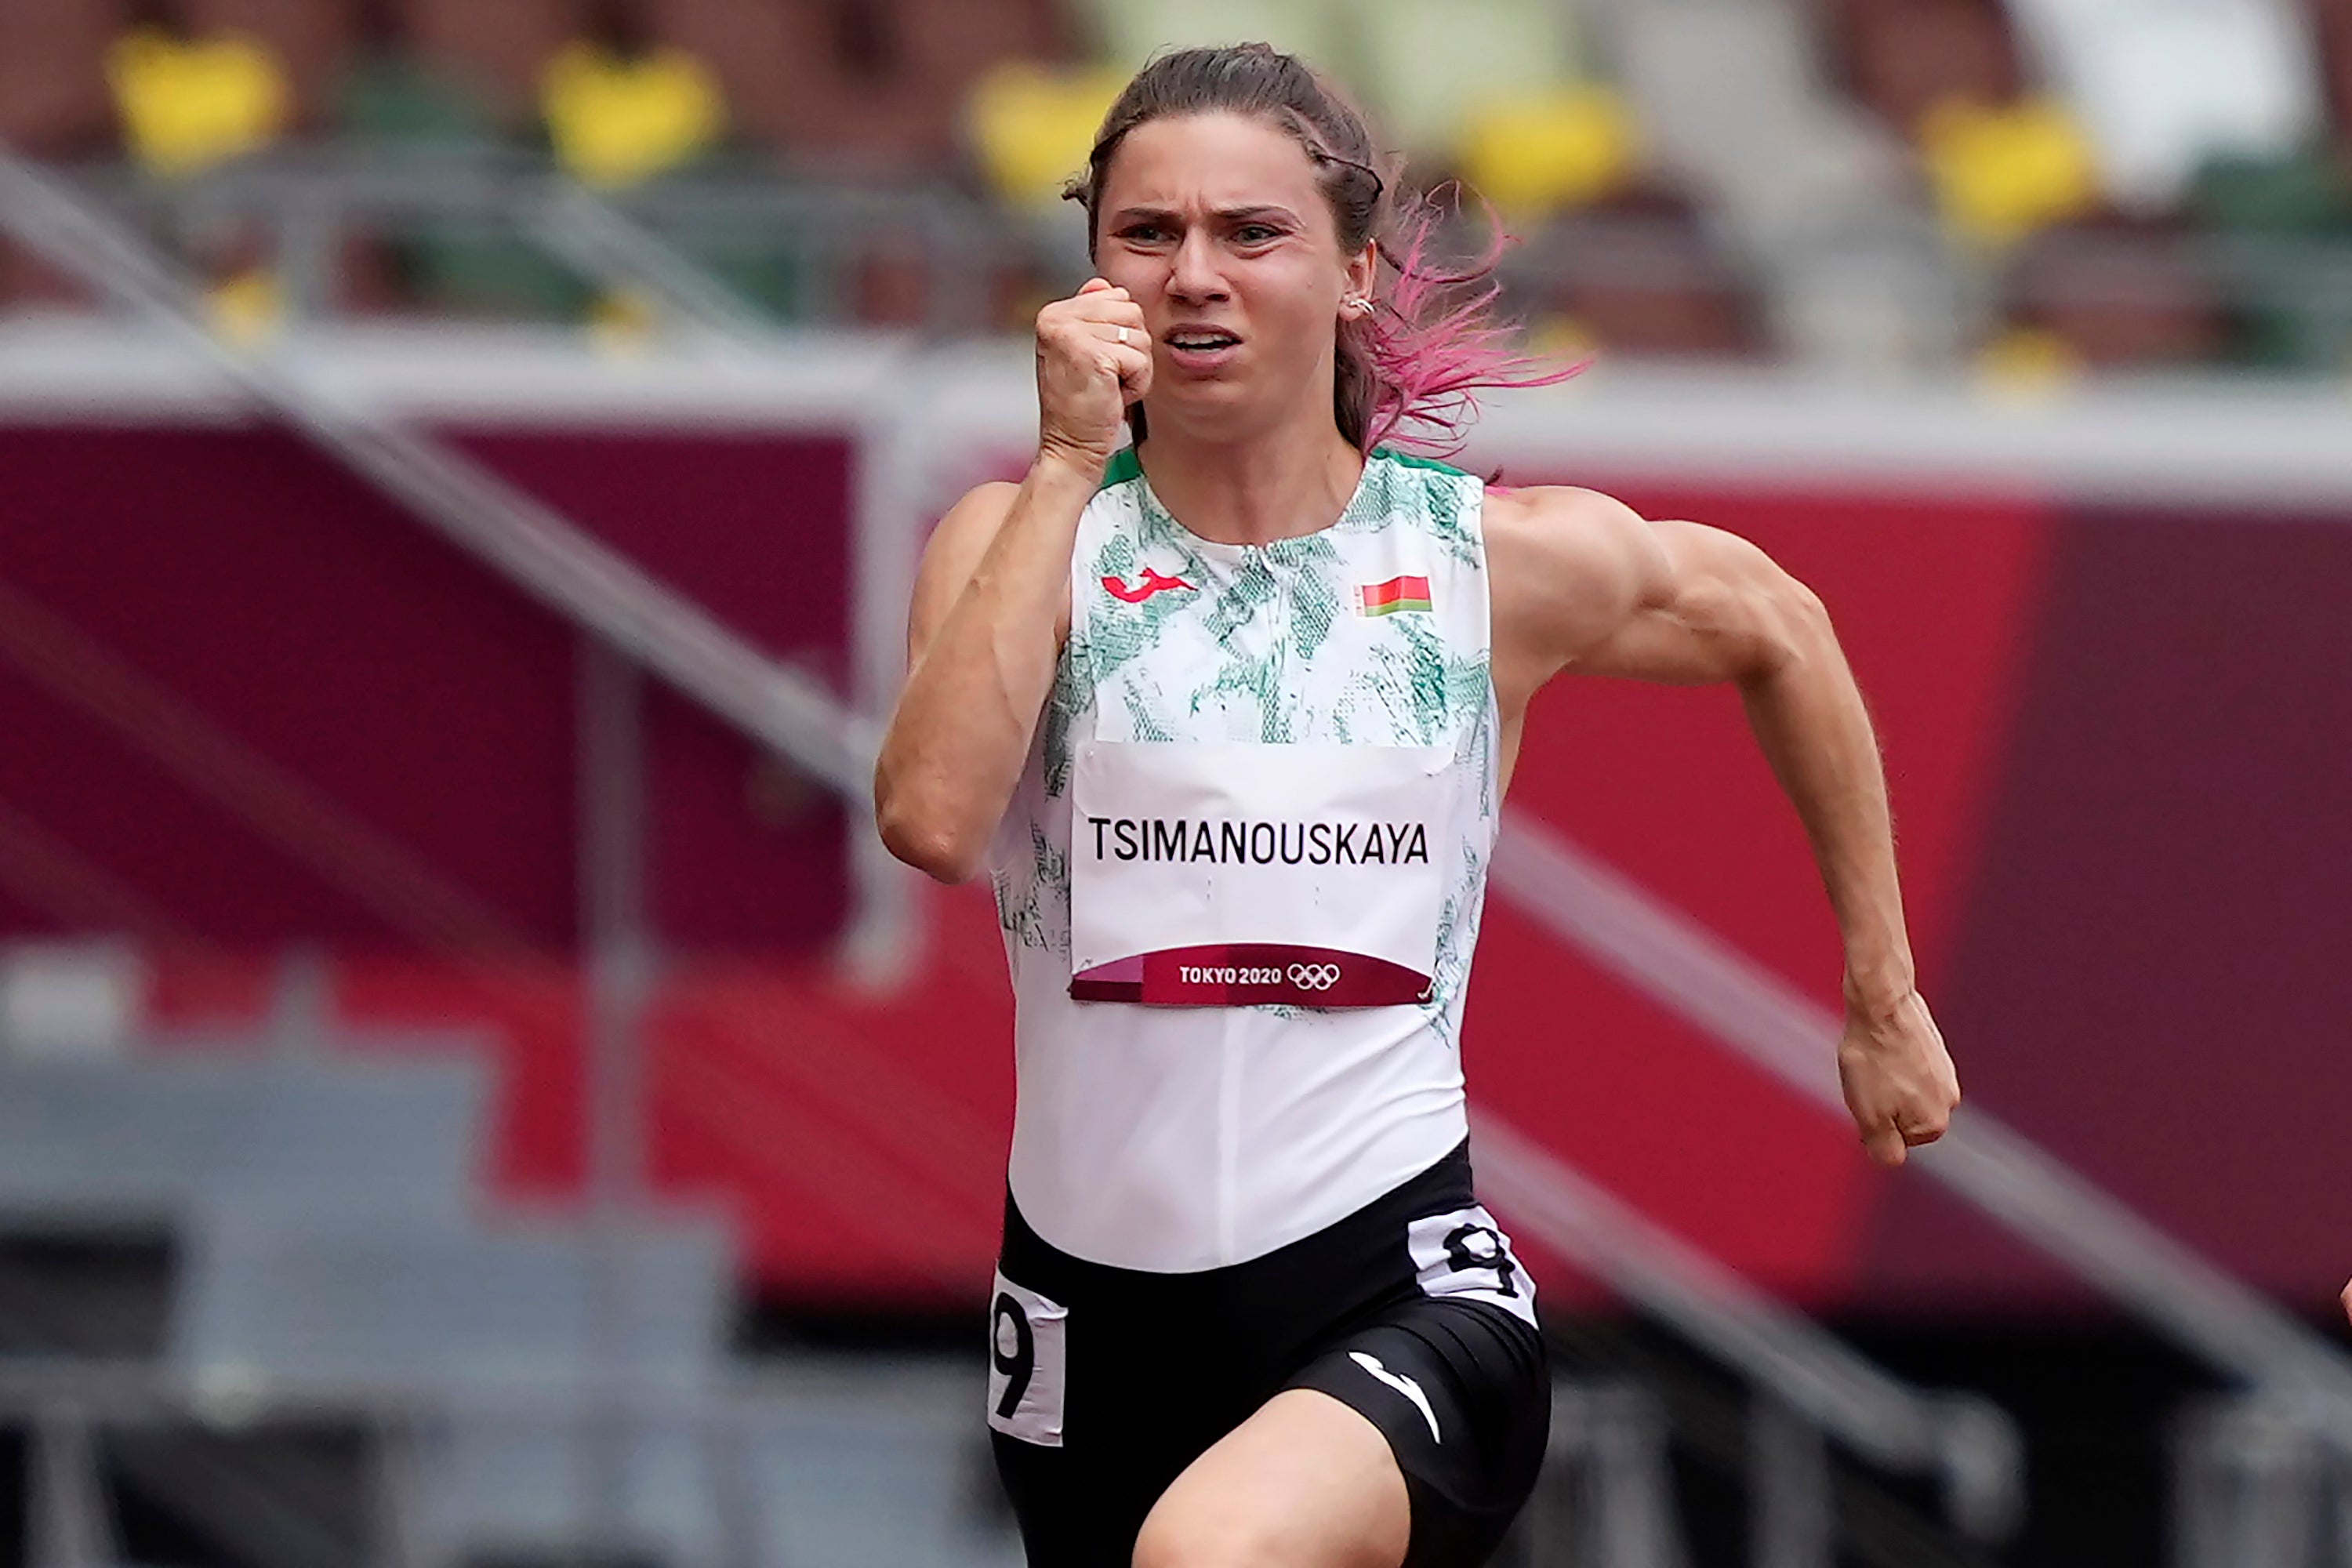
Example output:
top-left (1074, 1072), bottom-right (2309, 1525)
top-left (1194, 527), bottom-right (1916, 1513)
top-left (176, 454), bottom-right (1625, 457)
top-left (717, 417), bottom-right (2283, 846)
top-left (993, 446), bottom-right (1499, 1050)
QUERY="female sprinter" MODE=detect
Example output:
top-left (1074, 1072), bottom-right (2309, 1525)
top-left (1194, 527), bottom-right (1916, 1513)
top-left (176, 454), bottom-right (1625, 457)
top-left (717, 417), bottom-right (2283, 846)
top-left (874, 43), bottom-right (1961, 1568)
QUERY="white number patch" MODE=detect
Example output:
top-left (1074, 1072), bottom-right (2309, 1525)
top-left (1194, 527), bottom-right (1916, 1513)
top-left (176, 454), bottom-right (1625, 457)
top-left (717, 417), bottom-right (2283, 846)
top-left (985, 1272), bottom-right (1069, 1446)
top-left (1407, 1205), bottom-right (1537, 1327)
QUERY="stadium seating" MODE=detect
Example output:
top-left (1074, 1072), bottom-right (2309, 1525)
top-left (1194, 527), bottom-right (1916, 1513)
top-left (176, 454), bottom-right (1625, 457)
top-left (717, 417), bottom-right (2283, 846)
top-left (0, 1006), bottom-right (1029, 1566)
top-left (1349, 0), bottom-right (1587, 165)
top-left (1457, 84), bottom-right (1641, 218)
top-left (965, 60), bottom-right (1126, 208)
top-left (0, 0), bottom-right (116, 157)
top-left (0, 1053), bottom-right (485, 1225)
top-left (170, 1208), bottom-right (731, 1388)
top-left (1915, 94), bottom-right (2100, 247)
top-left (1077, 0), bottom-right (1343, 76)
top-left (4, 0), bottom-right (2345, 368)
top-left (539, 34), bottom-right (726, 189)
top-left (2005, 0), bottom-right (2325, 212)
top-left (107, 20), bottom-right (292, 178)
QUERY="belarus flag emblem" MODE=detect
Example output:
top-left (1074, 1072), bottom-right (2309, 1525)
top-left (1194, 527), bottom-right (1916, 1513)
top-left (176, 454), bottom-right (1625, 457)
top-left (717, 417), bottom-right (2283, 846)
top-left (1356, 574), bottom-right (1433, 617)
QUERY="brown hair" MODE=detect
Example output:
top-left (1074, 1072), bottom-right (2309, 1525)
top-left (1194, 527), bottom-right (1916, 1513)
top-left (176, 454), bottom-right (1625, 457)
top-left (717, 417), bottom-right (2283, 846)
top-left (1064, 44), bottom-right (1577, 454)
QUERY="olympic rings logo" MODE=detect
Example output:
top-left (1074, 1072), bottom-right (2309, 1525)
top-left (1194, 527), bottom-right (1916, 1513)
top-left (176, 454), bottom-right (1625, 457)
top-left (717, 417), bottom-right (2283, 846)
top-left (1287, 963), bottom-right (1341, 991)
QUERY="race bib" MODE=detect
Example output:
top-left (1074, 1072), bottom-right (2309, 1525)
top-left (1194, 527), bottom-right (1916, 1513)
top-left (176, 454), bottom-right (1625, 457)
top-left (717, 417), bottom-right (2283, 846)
top-left (1408, 1205), bottom-right (1538, 1327)
top-left (985, 1273), bottom-right (1067, 1446)
top-left (1069, 739), bottom-right (1452, 1007)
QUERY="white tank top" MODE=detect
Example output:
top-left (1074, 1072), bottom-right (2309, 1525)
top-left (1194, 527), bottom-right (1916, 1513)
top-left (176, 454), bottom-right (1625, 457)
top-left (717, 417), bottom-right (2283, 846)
top-left (989, 445), bottom-right (1501, 1272)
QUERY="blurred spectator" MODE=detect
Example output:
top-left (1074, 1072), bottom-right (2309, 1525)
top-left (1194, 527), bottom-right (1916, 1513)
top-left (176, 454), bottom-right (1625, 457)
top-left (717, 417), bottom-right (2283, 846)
top-left (1350, 0), bottom-right (1642, 220)
top-left (541, 0), bottom-right (725, 188)
top-left (655, 0), bottom-right (1068, 179)
top-left (655, 0), bottom-right (1075, 328)
top-left (1994, 216), bottom-right (2229, 370)
top-left (333, 0), bottom-right (593, 324)
top-left (1457, 84), bottom-right (1640, 219)
top-left (1986, 0), bottom-right (2352, 374)
top-left (1601, 0), bottom-right (1936, 368)
top-left (181, 0), bottom-right (355, 136)
top-left (1523, 193), bottom-right (1764, 359)
top-left (1074, 0), bottom-right (1632, 213)
top-left (101, 0), bottom-right (296, 340)
top-left (1606, 0), bottom-right (1910, 253)
top-left (2004, 0), bottom-right (2325, 213)
top-left (1352, 0), bottom-right (1593, 172)
top-left (967, 60), bottom-right (1127, 208)
top-left (2190, 147), bottom-right (2352, 370)
top-left (1838, 0), bottom-right (2020, 129)
top-left (1838, 0), bottom-right (2100, 246)
top-left (106, 0), bottom-right (290, 179)
top-left (1916, 94), bottom-right (2101, 246)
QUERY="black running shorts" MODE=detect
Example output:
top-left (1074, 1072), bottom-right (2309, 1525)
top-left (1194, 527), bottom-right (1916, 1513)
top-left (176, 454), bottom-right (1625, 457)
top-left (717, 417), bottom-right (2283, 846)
top-left (987, 1141), bottom-right (1550, 1566)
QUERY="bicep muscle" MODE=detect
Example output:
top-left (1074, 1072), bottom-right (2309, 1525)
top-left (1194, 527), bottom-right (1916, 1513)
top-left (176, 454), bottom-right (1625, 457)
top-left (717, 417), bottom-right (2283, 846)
top-left (1571, 520), bottom-right (1812, 687)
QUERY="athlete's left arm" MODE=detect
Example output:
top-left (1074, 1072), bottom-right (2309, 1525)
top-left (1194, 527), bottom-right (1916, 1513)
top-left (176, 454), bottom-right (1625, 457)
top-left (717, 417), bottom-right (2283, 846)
top-left (1487, 485), bottom-right (1961, 1168)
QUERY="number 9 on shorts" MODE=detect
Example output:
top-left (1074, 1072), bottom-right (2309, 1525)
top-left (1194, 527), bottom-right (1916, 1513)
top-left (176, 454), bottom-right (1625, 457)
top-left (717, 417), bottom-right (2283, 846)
top-left (986, 1272), bottom-right (1069, 1446)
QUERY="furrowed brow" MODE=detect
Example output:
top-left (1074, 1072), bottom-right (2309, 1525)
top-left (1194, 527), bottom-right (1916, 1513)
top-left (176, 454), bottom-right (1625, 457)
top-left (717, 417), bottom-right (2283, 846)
top-left (1105, 205), bottom-right (1305, 227)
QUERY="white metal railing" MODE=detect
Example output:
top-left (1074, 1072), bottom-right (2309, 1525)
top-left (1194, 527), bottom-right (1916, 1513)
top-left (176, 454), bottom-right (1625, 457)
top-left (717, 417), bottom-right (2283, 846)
top-left (67, 147), bottom-right (1021, 334)
top-left (26, 151), bottom-right (2352, 376)
top-left (523, 183), bottom-right (788, 350)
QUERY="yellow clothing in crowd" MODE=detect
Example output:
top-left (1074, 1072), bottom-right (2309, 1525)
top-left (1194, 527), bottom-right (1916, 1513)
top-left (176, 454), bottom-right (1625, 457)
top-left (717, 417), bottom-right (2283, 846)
top-left (107, 27), bottom-right (290, 178)
top-left (541, 41), bottom-right (726, 188)
top-left (967, 62), bottom-right (1127, 207)
top-left (1919, 96), bottom-right (2101, 249)
top-left (1459, 85), bottom-right (1639, 218)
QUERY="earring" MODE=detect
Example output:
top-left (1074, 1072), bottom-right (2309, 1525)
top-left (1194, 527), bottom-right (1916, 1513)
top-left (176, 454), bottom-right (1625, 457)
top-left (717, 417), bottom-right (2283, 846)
top-left (1346, 296), bottom-right (1374, 317)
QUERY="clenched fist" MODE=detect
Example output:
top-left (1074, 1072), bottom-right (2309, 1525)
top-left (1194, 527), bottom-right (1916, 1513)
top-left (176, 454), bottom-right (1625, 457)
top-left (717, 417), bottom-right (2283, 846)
top-left (1036, 278), bottom-right (1152, 474)
top-left (1838, 987), bottom-right (1961, 1167)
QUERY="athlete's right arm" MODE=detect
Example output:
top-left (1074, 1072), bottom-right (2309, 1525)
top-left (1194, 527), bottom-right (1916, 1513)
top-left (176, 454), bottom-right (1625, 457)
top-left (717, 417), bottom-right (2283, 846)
top-left (873, 280), bottom-right (1150, 884)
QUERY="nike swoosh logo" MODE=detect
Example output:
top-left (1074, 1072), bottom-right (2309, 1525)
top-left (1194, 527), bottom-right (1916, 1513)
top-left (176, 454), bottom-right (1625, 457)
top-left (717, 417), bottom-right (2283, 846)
top-left (1349, 1351), bottom-right (1442, 1444)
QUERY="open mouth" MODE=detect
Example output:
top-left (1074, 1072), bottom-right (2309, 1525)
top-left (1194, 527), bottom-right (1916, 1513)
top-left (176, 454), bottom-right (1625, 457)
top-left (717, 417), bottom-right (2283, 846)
top-left (1163, 328), bottom-right (1242, 357)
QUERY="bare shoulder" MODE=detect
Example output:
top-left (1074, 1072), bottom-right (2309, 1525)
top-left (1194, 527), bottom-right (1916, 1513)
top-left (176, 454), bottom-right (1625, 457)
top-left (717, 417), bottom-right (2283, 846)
top-left (1483, 484), bottom-right (1671, 647)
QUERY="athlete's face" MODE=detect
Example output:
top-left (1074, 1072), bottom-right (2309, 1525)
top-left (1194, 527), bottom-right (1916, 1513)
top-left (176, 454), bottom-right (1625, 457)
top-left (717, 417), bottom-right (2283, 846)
top-left (1093, 112), bottom-right (1375, 441)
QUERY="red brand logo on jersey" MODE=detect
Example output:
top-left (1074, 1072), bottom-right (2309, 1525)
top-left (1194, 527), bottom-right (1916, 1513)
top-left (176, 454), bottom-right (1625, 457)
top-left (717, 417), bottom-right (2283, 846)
top-left (1102, 568), bottom-right (1196, 603)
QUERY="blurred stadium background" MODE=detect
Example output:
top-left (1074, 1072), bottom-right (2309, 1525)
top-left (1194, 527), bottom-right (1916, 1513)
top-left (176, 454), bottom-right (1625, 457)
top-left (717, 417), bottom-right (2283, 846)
top-left (2, 0), bottom-right (2350, 1565)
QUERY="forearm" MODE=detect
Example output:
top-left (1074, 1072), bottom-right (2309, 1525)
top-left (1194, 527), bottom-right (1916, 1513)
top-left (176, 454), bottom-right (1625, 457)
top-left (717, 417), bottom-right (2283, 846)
top-left (1737, 607), bottom-right (1917, 1014)
top-left (875, 453), bottom-right (1098, 880)
top-left (1515, 502), bottom-right (1956, 1158)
